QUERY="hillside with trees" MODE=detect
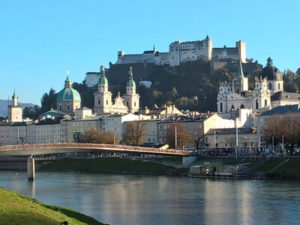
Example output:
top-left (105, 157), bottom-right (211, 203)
top-left (23, 60), bottom-right (300, 119)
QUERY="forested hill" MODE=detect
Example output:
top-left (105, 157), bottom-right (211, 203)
top-left (104, 60), bottom-right (262, 112)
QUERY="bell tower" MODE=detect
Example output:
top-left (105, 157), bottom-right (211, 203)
top-left (123, 67), bottom-right (140, 113)
top-left (8, 90), bottom-right (23, 122)
top-left (94, 65), bottom-right (112, 115)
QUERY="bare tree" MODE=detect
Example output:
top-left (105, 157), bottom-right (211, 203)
top-left (79, 129), bottom-right (119, 144)
top-left (123, 121), bottom-right (148, 146)
top-left (166, 123), bottom-right (193, 149)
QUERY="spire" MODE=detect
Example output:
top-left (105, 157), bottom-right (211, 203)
top-left (12, 89), bottom-right (18, 106)
top-left (99, 65), bottom-right (108, 85)
top-left (267, 57), bottom-right (273, 67)
top-left (126, 66), bottom-right (136, 88)
top-left (237, 59), bottom-right (244, 78)
top-left (153, 44), bottom-right (156, 52)
top-left (64, 70), bottom-right (72, 88)
top-left (12, 89), bottom-right (17, 99)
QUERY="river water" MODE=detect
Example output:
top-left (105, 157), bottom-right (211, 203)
top-left (0, 171), bottom-right (300, 225)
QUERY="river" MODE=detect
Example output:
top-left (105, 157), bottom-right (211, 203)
top-left (0, 171), bottom-right (300, 225)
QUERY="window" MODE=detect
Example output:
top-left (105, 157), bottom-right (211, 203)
top-left (256, 99), bottom-right (259, 109)
top-left (67, 105), bottom-right (70, 110)
top-left (106, 100), bottom-right (108, 105)
top-left (127, 102), bottom-right (129, 107)
top-left (98, 100), bottom-right (100, 105)
top-left (220, 102), bottom-right (223, 112)
top-left (268, 83), bottom-right (272, 90)
top-left (231, 105), bottom-right (235, 110)
top-left (134, 102), bottom-right (136, 107)
top-left (59, 105), bottom-right (62, 110)
top-left (265, 99), bottom-right (267, 106)
top-left (278, 83), bottom-right (281, 90)
top-left (241, 104), bottom-right (244, 109)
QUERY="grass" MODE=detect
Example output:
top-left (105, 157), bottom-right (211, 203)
top-left (0, 187), bottom-right (106, 225)
top-left (273, 158), bottom-right (300, 179)
top-left (40, 157), bottom-right (179, 175)
top-left (256, 158), bottom-right (283, 171)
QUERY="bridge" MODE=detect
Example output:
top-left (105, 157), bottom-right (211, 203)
top-left (0, 143), bottom-right (196, 157)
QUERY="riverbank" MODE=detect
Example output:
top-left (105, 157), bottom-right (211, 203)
top-left (0, 187), bottom-right (106, 225)
top-left (39, 157), bottom-right (189, 176)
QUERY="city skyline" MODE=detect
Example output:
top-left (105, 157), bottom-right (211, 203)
top-left (1, 0), bottom-right (300, 104)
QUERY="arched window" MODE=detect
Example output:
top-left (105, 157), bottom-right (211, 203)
top-left (67, 105), bottom-right (70, 110)
top-left (278, 83), bottom-right (281, 90)
top-left (59, 105), bottom-right (62, 110)
top-left (98, 100), bottom-right (100, 105)
top-left (256, 99), bottom-right (259, 109)
top-left (231, 105), bottom-right (235, 110)
top-left (265, 99), bottom-right (267, 106)
top-left (241, 104), bottom-right (244, 109)
top-left (134, 102), bottom-right (136, 107)
top-left (106, 100), bottom-right (108, 105)
top-left (268, 83), bottom-right (272, 90)
top-left (220, 102), bottom-right (223, 112)
top-left (127, 102), bottom-right (129, 107)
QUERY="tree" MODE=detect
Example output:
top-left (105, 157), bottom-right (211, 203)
top-left (166, 123), bottom-right (193, 149)
top-left (41, 89), bottom-right (57, 113)
top-left (123, 121), bottom-right (148, 146)
top-left (262, 114), bottom-right (300, 154)
top-left (23, 105), bottom-right (41, 120)
top-left (79, 129), bottom-right (119, 144)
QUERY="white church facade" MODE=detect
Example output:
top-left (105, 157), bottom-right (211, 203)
top-left (217, 57), bottom-right (297, 114)
top-left (94, 65), bottom-right (140, 115)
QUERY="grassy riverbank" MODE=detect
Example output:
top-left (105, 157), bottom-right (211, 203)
top-left (0, 187), bottom-right (105, 225)
top-left (40, 158), bottom-right (187, 175)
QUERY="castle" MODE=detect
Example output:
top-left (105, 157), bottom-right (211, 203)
top-left (117, 36), bottom-right (246, 66)
top-left (217, 57), bottom-right (299, 114)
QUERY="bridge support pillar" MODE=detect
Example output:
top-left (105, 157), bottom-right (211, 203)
top-left (27, 156), bottom-right (35, 181)
top-left (182, 156), bottom-right (197, 167)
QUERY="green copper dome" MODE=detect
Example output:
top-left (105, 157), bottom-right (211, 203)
top-left (57, 88), bottom-right (81, 102)
top-left (57, 76), bottom-right (81, 102)
top-left (99, 65), bottom-right (108, 85)
top-left (126, 66), bottom-right (136, 88)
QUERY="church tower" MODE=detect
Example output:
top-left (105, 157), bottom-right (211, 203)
top-left (8, 90), bottom-right (23, 122)
top-left (123, 67), bottom-right (140, 113)
top-left (94, 65), bottom-right (112, 115)
top-left (252, 77), bottom-right (271, 112)
top-left (237, 59), bottom-right (248, 92)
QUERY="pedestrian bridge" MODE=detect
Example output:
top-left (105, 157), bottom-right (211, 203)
top-left (0, 143), bottom-right (196, 157)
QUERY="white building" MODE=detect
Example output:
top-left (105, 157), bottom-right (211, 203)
top-left (217, 58), bottom-right (290, 114)
top-left (116, 36), bottom-right (246, 67)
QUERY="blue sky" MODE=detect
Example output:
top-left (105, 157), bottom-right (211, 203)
top-left (0, 0), bottom-right (300, 105)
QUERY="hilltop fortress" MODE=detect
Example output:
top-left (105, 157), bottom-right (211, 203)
top-left (116, 36), bottom-right (246, 66)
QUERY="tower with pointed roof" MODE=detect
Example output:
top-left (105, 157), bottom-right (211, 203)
top-left (57, 73), bottom-right (81, 114)
top-left (123, 67), bottom-right (140, 113)
top-left (236, 59), bottom-right (248, 92)
top-left (94, 65), bottom-right (112, 114)
top-left (8, 90), bottom-right (23, 122)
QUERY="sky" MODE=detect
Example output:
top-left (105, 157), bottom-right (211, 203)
top-left (0, 0), bottom-right (300, 105)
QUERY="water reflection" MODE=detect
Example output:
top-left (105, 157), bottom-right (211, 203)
top-left (1, 171), bottom-right (300, 225)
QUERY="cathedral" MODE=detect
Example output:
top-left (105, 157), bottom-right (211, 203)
top-left (94, 65), bottom-right (140, 115)
top-left (217, 57), bottom-right (297, 114)
top-left (57, 74), bottom-right (81, 114)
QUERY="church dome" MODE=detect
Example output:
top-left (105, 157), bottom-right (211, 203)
top-left (126, 66), bottom-right (136, 88)
top-left (57, 88), bottom-right (81, 102)
top-left (261, 57), bottom-right (282, 80)
top-left (57, 76), bottom-right (81, 102)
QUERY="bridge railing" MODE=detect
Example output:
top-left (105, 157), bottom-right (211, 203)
top-left (0, 143), bottom-right (195, 156)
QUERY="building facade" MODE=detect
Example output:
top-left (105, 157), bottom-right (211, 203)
top-left (116, 36), bottom-right (246, 66)
top-left (94, 66), bottom-right (140, 115)
top-left (8, 90), bottom-right (23, 122)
